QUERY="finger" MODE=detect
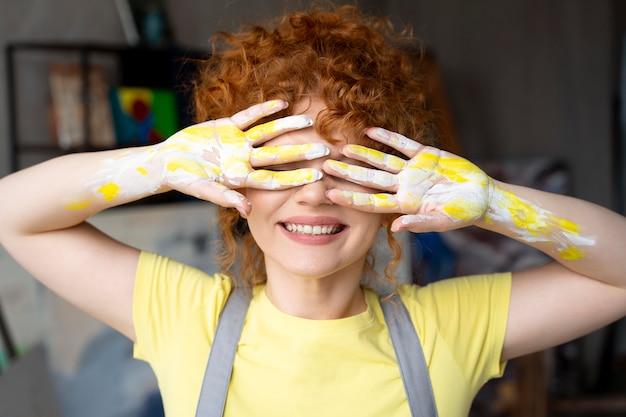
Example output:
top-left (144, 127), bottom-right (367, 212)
top-left (230, 100), bottom-right (290, 129)
top-left (245, 168), bottom-right (323, 190)
top-left (180, 180), bottom-right (251, 216)
top-left (326, 189), bottom-right (399, 213)
top-left (246, 115), bottom-right (313, 145)
top-left (250, 143), bottom-right (329, 166)
top-left (366, 127), bottom-right (424, 158)
top-left (342, 144), bottom-right (406, 173)
top-left (324, 160), bottom-right (397, 191)
top-left (391, 213), bottom-right (461, 233)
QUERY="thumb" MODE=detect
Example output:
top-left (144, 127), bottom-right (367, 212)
top-left (391, 213), bottom-right (459, 233)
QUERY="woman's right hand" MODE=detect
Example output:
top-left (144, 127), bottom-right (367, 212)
top-left (153, 100), bottom-right (327, 214)
top-left (86, 100), bottom-right (327, 215)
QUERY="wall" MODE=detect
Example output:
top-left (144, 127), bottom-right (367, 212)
top-left (408, 1), bottom-right (614, 209)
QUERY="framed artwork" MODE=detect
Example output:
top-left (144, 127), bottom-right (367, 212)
top-left (109, 87), bottom-right (178, 146)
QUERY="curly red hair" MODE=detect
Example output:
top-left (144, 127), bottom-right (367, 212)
top-left (191, 5), bottom-right (439, 288)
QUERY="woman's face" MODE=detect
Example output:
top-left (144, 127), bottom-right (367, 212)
top-left (244, 98), bottom-right (384, 283)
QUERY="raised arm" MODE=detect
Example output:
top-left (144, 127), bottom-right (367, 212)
top-left (324, 127), bottom-right (626, 360)
top-left (0, 100), bottom-right (324, 340)
top-left (479, 180), bottom-right (626, 360)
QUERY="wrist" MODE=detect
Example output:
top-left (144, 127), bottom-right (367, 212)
top-left (77, 146), bottom-right (168, 209)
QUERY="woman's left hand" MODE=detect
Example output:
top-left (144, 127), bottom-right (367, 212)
top-left (324, 127), bottom-right (492, 233)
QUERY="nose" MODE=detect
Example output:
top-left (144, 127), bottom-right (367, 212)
top-left (293, 174), bottom-right (335, 206)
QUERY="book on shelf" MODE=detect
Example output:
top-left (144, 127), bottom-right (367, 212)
top-left (48, 63), bottom-right (116, 150)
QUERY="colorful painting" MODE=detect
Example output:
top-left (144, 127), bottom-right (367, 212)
top-left (109, 87), bottom-right (178, 147)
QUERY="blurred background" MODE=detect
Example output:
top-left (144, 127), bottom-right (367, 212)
top-left (0, 1), bottom-right (625, 416)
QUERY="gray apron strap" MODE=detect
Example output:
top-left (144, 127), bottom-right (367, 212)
top-left (195, 289), bottom-right (250, 417)
top-left (381, 293), bottom-right (439, 417)
top-left (196, 289), bottom-right (438, 417)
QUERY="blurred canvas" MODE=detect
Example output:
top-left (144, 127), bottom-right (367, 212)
top-left (109, 87), bottom-right (178, 147)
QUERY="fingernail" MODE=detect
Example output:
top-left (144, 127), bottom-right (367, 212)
top-left (304, 143), bottom-right (329, 159)
top-left (277, 115), bottom-right (313, 130)
top-left (237, 207), bottom-right (248, 218)
top-left (268, 99), bottom-right (287, 110)
top-left (371, 127), bottom-right (388, 138)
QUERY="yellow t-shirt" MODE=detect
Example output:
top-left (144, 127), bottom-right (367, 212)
top-left (134, 251), bottom-right (511, 417)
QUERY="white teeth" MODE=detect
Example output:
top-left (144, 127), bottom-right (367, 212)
top-left (284, 223), bottom-right (341, 236)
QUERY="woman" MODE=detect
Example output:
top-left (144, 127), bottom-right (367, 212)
top-left (1, 6), bottom-right (625, 417)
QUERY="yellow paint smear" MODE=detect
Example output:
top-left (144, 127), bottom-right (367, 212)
top-left (559, 246), bottom-right (586, 261)
top-left (249, 169), bottom-right (318, 185)
top-left (371, 193), bottom-right (397, 209)
top-left (328, 160), bottom-right (358, 175)
top-left (246, 120), bottom-right (279, 141)
top-left (500, 190), bottom-right (546, 235)
top-left (136, 167), bottom-right (148, 175)
top-left (347, 191), bottom-right (397, 209)
top-left (159, 141), bottom-right (192, 153)
top-left (65, 198), bottom-right (92, 210)
top-left (254, 144), bottom-right (316, 162)
top-left (495, 187), bottom-right (588, 261)
top-left (348, 146), bottom-right (405, 170)
top-left (443, 198), bottom-right (484, 221)
top-left (166, 158), bottom-right (218, 178)
top-left (436, 157), bottom-right (481, 183)
top-left (98, 183), bottom-right (120, 201)
top-left (221, 156), bottom-right (249, 177)
top-left (413, 152), bottom-right (439, 171)
top-left (554, 217), bottom-right (580, 234)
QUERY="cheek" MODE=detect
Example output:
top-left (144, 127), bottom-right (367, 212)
top-left (355, 212), bottom-right (385, 240)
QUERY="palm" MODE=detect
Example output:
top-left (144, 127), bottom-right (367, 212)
top-left (325, 128), bottom-right (491, 233)
top-left (147, 101), bottom-right (327, 210)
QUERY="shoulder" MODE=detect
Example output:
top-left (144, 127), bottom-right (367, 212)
top-left (396, 274), bottom-right (512, 389)
top-left (134, 251), bottom-right (234, 331)
top-left (133, 251), bottom-right (235, 362)
top-left (396, 273), bottom-right (512, 344)
top-left (136, 251), bottom-right (233, 294)
top-left (398, 272), bottom-right (512, 310)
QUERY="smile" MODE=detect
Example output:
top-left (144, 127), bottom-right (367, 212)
top-left (282, 223), bottom-right (344, 236)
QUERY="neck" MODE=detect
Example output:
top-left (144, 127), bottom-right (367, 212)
top-left (264, 265), bottom-right (367, 320)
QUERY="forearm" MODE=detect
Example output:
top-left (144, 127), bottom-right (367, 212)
top-left (478, 179), bottom-right (626, 287)
top-left (0, 146), bottom-right (166, 237)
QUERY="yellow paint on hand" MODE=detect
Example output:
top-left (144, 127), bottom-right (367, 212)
top-left (254, 144), bottom-right (320, 162)
top-left (166, 158), bottom-right (214, 178)
top-left (346, 191), bottom-right (397, 209)
top-left (98, 182), bottom-right (120, 201)
top-left (221, 156), bottom-right (250, 178)
top-left (327, 160), bottom-right (358, 175)
top-left (443, 198), bottom-right (484, 221)
top-left (347, 145), bottom-right (405, 171)
top-left (370, 193), bottom-right (397, 209)
top-left (436, 157), bottom-right (480, 184)
top-left (246, 120), bottom-right (279, 141)
top-left (158, 141), bottom-right (192, 153)
top-left (249, 169), bottom-right (319, 186)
